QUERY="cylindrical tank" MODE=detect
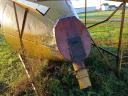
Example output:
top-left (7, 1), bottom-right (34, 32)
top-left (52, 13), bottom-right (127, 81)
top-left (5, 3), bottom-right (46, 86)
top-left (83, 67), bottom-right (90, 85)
top-left (0, 0), bottom-right (92, 90)
top-left (0, 0), bottom-right (78, 60)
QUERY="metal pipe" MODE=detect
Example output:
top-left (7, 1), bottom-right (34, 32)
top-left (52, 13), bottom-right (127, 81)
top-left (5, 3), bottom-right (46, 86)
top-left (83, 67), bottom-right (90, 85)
top-left (13, 2), bottom-right (41, 95)
top-left (13, 2), bottom-right (21, 38)
top-left (117, 2), bottom-right (126, 77)
top-left (86, 3), bottom-right (124, 65)
top-left (91, 38), bottom-right (105, 58)
top-left (85, 0), bottom-right (87, 25)
top-left (87, 3), bottom-right (124, 29)
top-left (92, 43), bottom-right (117, 57)
top-left (20, 9), bottom-right (28, 39)
top-left (18, 54), bottom-right (41, 96)
top-left (73, 62), bottom-right (91, 90)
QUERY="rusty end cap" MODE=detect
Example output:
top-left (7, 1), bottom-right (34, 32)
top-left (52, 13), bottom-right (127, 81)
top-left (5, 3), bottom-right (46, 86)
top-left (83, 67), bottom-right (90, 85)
top-left (54, 16), bottom-right (91, 61)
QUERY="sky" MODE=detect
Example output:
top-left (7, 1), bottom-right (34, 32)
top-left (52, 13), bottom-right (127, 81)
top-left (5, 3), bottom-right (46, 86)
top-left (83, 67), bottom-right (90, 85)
top-left (71, 0), bottom-right (123, 8)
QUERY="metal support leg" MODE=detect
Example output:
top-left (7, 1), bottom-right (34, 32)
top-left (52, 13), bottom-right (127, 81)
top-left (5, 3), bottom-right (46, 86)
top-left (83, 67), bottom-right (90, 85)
top-left (90, 37), bottom-right (112, 68)
top-left (18, 54), bottom-right (41, 96)
top-left (85, 0), bottom-right (87, 25)
top-left (117, 2), bottom-right (126, 77)
top-left (13, 2), bottom-right (21, 38)
top-left (85, 3), bottom-right (124, 65)
top-left (13, 2), bottom-right (41, 95)
top-left (20, 8), bottom-right (28, 39)
top-left (87, 3), bottom-right (123, 29)
top-left (91, 38), bottom-right (105, 58)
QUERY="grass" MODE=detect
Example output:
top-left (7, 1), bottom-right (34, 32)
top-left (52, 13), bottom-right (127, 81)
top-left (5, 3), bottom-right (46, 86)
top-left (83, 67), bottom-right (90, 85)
top-left (79, 10), bottom-right (128, 49)
top-left (79, 10), bottom-right (128, 19)
top-left (0, 10), bottom-right (128, 96)
top-left (0, 34), bottom-right (25, 95)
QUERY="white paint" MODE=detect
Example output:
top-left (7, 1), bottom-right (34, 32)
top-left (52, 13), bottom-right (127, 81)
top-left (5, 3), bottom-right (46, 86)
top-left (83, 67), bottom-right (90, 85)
top-left (15, 0), bottom-right (49, 14)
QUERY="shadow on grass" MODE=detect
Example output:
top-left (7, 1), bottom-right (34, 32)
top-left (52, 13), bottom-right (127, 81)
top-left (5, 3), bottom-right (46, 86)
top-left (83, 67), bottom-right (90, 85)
top-left (0, 81), bottom-right (9, 95)
top-left (18, 46), bottom-right (128, 96)
top-left (1, 33), bottom-right (128, 96)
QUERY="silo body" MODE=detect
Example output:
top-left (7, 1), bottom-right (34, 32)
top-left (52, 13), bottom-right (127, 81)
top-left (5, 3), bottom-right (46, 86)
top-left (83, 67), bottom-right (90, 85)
top-left (0, 0), bottom-right (92, 90)
top-left (0, 0), bottom-right (78, 60)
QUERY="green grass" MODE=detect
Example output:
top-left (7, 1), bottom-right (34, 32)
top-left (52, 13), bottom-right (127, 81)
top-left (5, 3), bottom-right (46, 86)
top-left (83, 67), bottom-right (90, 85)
top-left (0, 10), bottom-right (128, 96)
top-left (78, 10), bottom-right (128, 19)
top-left (0, 35), bottom-right (25, 95)
top-left (79, 10), bottom-right (128, 49)
top-left (1, 35), bottom-right (128, 96)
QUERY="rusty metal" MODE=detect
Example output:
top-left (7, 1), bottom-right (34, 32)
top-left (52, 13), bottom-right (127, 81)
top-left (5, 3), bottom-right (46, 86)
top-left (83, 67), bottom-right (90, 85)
top-left (87, 3), bottom-right (123, 29)
top-left (117, 2), bottom-right (126, 77)
top-left (13, 3), bottom-right (29, 48)
top-left (86, 1), bottom-right (126, 77)
top-left (68, 36), bottom-right (86, 63)
top-left (13, 1), bottom-right (41, 95)
top-left (18, 54), bottom-right (41, 96)
top-left (13, 2), bottom-right (29, 49)
top-left (90, 37), bottom-right (112, 67)
top-left (73, 62), bottom-right (91, 90)
top-left (86, 2), bottom-right (124, 65)
top-left (92, 43), bottom-right (118, 57)
top-left (55, 16), bottom-right (92, 90)
top-left (84, 0), bottom-right (107, 60)
top-left (20, 9), bottom-right (28, 39)
top-left (85, 1), bottom-right (127, 76)
top-left (55, 16), bottom-right (91, 61)
top-left (85, 0), bottom-right (86, 25)
top-left (91, 38), bottom-right (105, 58)
top-left (13, 2), bottom-right (21, 38)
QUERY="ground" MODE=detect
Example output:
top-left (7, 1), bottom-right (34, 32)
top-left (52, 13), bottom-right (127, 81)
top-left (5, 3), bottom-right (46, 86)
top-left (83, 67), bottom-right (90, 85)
top-left (0, 10), bottom-right (128, 96)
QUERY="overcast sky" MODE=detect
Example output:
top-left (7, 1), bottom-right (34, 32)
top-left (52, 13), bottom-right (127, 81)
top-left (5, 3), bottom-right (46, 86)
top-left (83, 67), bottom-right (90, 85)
top-left (71, 0), bottom-right (123, 8)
